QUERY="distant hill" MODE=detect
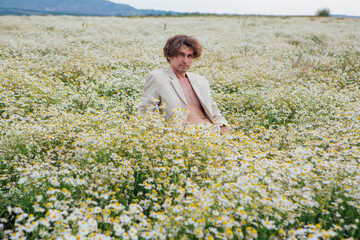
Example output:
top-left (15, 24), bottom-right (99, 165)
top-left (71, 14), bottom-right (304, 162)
top-left (0, 0), bottom-right (176, 16)
top-left (331, 14), bottom-right (360, 19)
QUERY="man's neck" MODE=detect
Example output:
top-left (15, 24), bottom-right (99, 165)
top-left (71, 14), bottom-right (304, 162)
top-left (176, 73), bottom-right (188, 82)
top-left (171, 66), bottom-right (187, 80)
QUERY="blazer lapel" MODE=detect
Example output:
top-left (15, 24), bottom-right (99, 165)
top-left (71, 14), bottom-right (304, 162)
top-left (188, 75), bottom-right (214, 122)
top-left (168, 66), bottom-right (188, 106)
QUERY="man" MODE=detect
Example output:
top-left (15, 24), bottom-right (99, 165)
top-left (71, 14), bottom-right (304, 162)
top-left (139, 34), bottom-right (229, 134)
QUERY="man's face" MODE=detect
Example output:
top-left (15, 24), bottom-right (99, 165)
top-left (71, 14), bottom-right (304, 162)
top-left (168, 45), bottom-right (194, 75)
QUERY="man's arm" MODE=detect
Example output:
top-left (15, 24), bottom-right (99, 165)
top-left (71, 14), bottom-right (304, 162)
top-left (210, 93), bottom-right (228, 123)
top-left (139, 73), bottom-right (160, 113)
top-left (196, 75), bottom-right (229, 133)
top-left (207, 87), bottom-right (230, 133)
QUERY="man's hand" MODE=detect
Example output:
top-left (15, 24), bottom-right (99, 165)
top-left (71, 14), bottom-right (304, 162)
top-left (220, 125), bottom-right (230, 134)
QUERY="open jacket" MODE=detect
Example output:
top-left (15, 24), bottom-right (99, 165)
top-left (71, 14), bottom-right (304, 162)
top-left (139, 65), bottom-right (228, 130)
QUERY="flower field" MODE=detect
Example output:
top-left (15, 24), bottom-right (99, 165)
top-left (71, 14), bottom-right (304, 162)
top-left (0, 15), bottom-right (360, 239)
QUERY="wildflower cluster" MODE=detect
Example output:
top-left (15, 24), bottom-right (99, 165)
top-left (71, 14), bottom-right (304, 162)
top-left (0, 16), bottom-right (359, 239)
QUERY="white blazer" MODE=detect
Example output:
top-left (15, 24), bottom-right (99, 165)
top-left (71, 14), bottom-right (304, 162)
top-left (139, 65), bottom-right (228, 129)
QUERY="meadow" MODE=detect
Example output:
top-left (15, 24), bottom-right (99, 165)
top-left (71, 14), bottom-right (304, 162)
top-left (0, 15), bottom-right (359, 239)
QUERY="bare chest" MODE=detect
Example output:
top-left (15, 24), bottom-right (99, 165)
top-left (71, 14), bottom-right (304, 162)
top-left (179, 79), bottom-right (202, 106)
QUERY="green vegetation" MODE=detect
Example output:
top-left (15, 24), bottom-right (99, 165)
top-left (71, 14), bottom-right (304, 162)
top-left (316, 8), bottom-right (330, 17)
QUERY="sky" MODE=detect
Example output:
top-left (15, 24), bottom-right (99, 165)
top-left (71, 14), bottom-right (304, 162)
top-left (109, 0), bottom-right (360, 16)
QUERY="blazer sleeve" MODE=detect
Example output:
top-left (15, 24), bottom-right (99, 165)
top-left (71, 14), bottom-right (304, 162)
top-left (139, 72), bottom-right (160, 113)
top-left (210, 93), bottom-right (229, 126)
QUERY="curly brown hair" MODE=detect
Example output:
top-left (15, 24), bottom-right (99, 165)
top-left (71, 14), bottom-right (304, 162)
top-left (163, 35), bottom-right (202, 63)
